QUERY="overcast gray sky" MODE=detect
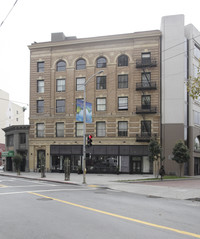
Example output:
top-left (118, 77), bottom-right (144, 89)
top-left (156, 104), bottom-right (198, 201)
top-left (0, 0), bottom-right (199, 123)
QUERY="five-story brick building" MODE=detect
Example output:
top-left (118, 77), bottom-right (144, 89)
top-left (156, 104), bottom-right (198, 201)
top-left (28, 30), bottom-right (161, 174)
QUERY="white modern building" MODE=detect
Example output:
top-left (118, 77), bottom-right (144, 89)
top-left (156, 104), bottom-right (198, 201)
top-left (0, 89), bottom-right (25, 144)
top-left (161, 14), bottom-right (200, 176)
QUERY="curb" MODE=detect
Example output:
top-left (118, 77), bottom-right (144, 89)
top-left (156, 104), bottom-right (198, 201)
top-left (0, 173), bottom-right (80, 186)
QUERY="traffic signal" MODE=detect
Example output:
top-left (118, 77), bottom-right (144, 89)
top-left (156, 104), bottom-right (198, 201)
top-left (87, 134), bottom-right (93, 146)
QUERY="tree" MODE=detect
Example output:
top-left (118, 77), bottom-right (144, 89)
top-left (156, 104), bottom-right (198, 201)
top-left (13, 154), bottom-right (22, 175)
top-left (148, 137), bottom-right (162, 177)
top-left (172, 140), bottom-right (190, 177)
top-left (187, 61), bottom-right (200, 100)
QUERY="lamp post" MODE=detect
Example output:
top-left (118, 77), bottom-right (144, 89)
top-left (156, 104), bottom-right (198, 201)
top-left (82, 70), bottom-right (104, 184)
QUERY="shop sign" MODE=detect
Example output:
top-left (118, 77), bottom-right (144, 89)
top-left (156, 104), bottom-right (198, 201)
top-left (1, 151), bottom-right (14, 158)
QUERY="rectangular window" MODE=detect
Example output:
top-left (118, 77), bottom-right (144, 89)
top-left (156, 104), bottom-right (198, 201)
top-left (56, 122), bottom-right (64, 137)
top-left (194, 44), bottom-right (200, 59)
top-left (141, 72), bottom-right (151, 87)
top-left (97, 98), bottom-right (106, 111)
top-left (37, 100), bottom-right (44, 113)
top-left (19, 133), bottom-right (26, 144)
top-left (118, 97), bottom-right (128, 110)
top-left (118, 75), bottom-right (128, 88)
top-left (96, 76), bottom-right (106, 90)
top-left (96, 122), bottom-right (106, 137)
top-left (142, 95), bottom-right (151, 109)
top-left (56, 79), bottom-right (66, 92)
top-left (194, 111), bottom-right (200, 125)
top-left (118, 121), bottom-right (128, 136)
top-left (141, 121), bottom-right (151, 136)
top-left (56, 99), bottom-right (65, 113)
top-left (76, 77), bottom-right (85, 91)
top-left (142, 52), bottom-right (151, 65)
top-left (37, 80), bottom-right (44, 93)
top-left (76, 122), bottom-right (83, 137)
top-left (7, 134), bottom-right (14, 146)
top-left (37, 61), bottom-right (44, 72)
top-left (36, 123), bottom-right (44, 137)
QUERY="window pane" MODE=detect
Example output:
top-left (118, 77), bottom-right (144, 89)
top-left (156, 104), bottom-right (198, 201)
top-left (96, 76), bottom-right (106, 89)
top-left (37, 62), bottom-right (44, 72)
top-left (97, 98), bottom-right (106, 111)
top-left (56, 100), bottom-right (65, 113)
top-left (56, 61), bottom-right (66, 71)
top-left (37, 123), bottom-right (44, 137)
top-left (118, 97), bottom-right (128, 110)
top-left (142, 53), bottom-right (151, 65)
top-left (76, 78), bottom-right (85, 91)
top-left (76, 122), bottom-right (83, 137)
top-left (118, 75), bottom-right (128, 88)
top-left (76, 59), bottom-right (86, 70)
top-left (37, 80), bottom-right (44, 93)
top-left (142, 95), bottom-right (151, 109)
top-left (141, 121), bottom-right (151, 136)
top-left (194, 44), bottom-right (200, 59)
top-left (118, 121), bottom-right (128, 136)
top-left (7, 135), bottom-right (14, 146)
top-left (96, 122), bottom-right (106, 136)
top-left (97, 57), bottom-right (107, 68)
top-left (118, 55), bottom-right (128, 67)
top-left (37, 100), bottom-right (44, 113)
top-left (56, 79), bottom-right (66, 92)
top-left (19, 133), bottom-right (26, 144)
top-left (56, 122), bottom-right (64, 137)
top-left (141, 73), bottom-right (151, 87)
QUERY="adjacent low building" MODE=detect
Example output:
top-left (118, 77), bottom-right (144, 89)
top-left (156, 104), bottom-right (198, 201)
top-left (2, 125), bottom-right (30, 171)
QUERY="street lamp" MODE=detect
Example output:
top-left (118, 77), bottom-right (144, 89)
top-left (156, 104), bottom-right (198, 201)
top-left (82, 70), bottom-right (104, 184)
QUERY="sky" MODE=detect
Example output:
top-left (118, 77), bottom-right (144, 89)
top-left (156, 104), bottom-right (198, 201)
top-left (0, 0), bottom-right (200, 124)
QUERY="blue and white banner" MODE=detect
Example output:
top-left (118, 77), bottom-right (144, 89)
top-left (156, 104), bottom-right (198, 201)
top-left (76, 99), bottom-right (92, 123)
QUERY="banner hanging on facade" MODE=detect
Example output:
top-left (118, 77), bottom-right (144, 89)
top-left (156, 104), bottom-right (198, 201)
top-left (76, 99), bottom-right (92, 123)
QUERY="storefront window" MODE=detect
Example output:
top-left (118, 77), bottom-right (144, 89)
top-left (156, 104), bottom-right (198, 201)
top-left (86, 155), bottom-right (118, 173)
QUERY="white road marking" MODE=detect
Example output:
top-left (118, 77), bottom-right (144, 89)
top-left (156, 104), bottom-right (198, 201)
top-left (0, 188), bottom-right (95, 196)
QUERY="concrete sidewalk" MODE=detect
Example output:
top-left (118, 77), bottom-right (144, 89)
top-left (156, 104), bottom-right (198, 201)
top-left (0, 171), bottom-right (200, 200)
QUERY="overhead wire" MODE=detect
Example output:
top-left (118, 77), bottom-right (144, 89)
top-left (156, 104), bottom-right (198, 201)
top-left (0, 0), bottom-right (19, 29)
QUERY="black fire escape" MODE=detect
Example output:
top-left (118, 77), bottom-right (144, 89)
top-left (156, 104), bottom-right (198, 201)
top-left (135, 53), bottom-right (157, 142)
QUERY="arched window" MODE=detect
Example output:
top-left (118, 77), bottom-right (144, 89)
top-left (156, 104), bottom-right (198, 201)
top-left (118, 54), bottom-right (128, 67)
top-left (76, 58), bottom-right (86, 70)
top-left (56, 60), bottom-right (66, 71)
top-left (96, 57), bottom-right (107, 68)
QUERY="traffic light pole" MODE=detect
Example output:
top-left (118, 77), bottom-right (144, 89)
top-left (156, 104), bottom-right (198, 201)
top-left (82, 70), bottom-right (104, 184)
top-left (82, 82), bottom-right (87, 184)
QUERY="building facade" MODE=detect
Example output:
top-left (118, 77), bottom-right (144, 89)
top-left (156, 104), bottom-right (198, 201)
top-left (161, 14), bottom-right (200, 176)
top-left (0, 89), bottom-right (25, 144)
top-left (2, 125), bottom-right (30, 171)
top-left (28, 31), bottom-right (161, 174)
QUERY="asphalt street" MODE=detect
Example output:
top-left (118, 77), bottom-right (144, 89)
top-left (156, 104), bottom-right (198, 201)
top-left (0, 176), bottom-right (200, 239)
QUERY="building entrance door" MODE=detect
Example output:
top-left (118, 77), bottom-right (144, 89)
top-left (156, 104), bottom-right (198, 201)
top-left (194, 157), bottom-right (200, 175)
top-left (131, 156), bottom-right (142, 174)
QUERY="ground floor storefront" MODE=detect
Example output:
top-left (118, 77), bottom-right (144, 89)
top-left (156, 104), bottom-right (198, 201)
top-left (32, 145), bottom-right (153, 174)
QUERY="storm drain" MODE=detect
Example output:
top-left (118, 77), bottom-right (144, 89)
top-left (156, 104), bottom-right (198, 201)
top-left (147, 195), bottom-right (162, 199)
top-left (37, 198), bottom-right (53, 201)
